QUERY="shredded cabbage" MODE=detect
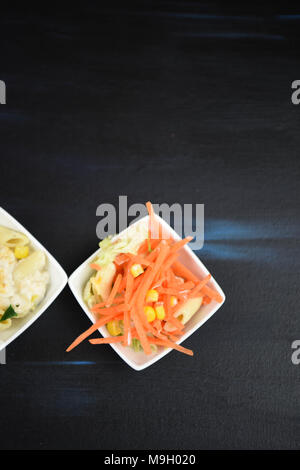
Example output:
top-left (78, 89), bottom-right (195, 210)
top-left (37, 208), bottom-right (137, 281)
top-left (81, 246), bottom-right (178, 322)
top-left (131, 337), bottom-right (158, 353)
top-left (94, 223), bottom-right (148, 268)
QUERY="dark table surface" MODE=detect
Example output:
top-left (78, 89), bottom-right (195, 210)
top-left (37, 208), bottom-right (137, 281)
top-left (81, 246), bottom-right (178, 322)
top-left (0, 2), bottom-right (300, 450)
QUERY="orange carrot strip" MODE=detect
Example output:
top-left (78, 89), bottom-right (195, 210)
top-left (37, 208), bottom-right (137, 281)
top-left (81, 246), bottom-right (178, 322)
top-left (172, 261), bottom-right (199, 283)
top-left (90, 263), bottom-right (101, 271)
top-left (138, 239), bottom-right (148, 254)
top-left (91, 296), bottom-right (124, 311)
top-left (125, 271), bottom-right (134, 304)
top-left (164, 293), bottom-right (171, 318)
top-left (66, 304), bottom-right (129, 352)
top-left (114, 253), bottom-right (130, 266)
top-left (138, 242), bottom-right (170, 301)
top-left (165, 315), bottom-right (185, 330)
top-left (132, 275), bottom-right (144, 293)
top-left (148, 238), bottom-right (161, 250)
top-left (163, 329), bottom-right (183, 337)
top-left (135, 243), bottom-right (170, 327)
top-left (157, 287), bottom-right (187, 298)
top-left (201, 285), bottom-right (223, 303)
top-left (158, 251), bottom-right (179, 276)
top-left (151, 276), bottom-right (167, 290)
top-left (179, 281), bottom-right (195, 290)
top-left (173, 262), bottom-right (223, 303)
top-left (105, 273), bottom-right (122, 306)
top-left (145, 241), bottom-right (163, 262)
top-left (129, 256), bottom-right (153, 267)
top-left (202, 295), bottom-right (211, 305)
top-left (189, 274), bottom-right (211, 297)
top-left (89, 336), bottom-right (125, 344)
top-left (146, 201), bottom-right (156, 238)
top-left (131, 307), bottom-right (152, 355)
top-left (144, 337), bottom-right (193, 356)
top-left (169, 236), bottom-right (193, 254)
top-left (123, 271), bottom-right (134, 346)
top-left (93, 303), bottom-right (129, 317)
top-left (153, 319), bottom-right (162, 332)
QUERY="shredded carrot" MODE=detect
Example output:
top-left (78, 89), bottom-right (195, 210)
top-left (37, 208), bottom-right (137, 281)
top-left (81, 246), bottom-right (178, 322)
top-left (91, 296), bottom-right (124, 312)
top-left (169, 236), bottom-right (193, 255)
top-left (105, 273), bottom-right (122, 307)
top-left (66, 304), bottom-right (129, 352)
top-left (141, 337), bottom-right (194, 356)
top-left (146, 201), bottom-right (156, 239)
top-left (189, 274), bottom-right (211, 297)
top-left (89, 336), bottom-right (125, 344)
top-left (90, 263), bottom-right (101, 271)
top-left (114, 253), bottom-right (130, 266)
top-left (172, 261), bottom-right (199, 284)
top-left (201, 285), bottom-right (223, 303)
top-left (138, 239), bottom-right (148, 254)
top-left (165, 315), bottom-right (185, 330)
top-left (123, 270), bottom-right (134, 345)
top-left (202, 295), bottom-right (211, 305)
top-left (131, 307), bottom-right (152, 355)
top-left (68, 201), bottom-right (223, 358)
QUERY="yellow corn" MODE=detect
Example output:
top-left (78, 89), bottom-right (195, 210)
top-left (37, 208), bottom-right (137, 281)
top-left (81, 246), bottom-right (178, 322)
top-left (14, 245), bottom-right (29, 259)
top-left (144, 305), bottom-right (156, 323)
top-left (106, 320), bottom-right (122, 336)
top-left (130, 264), bottom-right (144, 278)
top-left (146, 289), bottom-right (159, 303)
top-left (154, 302), bottom-right (166, 320)
top-left (170, 296), bottom-right (178, 307)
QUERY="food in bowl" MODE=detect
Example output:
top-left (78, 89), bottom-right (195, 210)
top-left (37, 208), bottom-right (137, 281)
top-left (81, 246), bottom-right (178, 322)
top-left (66, 202), bottom-right (223, 357)
top-left (0, 226), bottom-right (49, 330)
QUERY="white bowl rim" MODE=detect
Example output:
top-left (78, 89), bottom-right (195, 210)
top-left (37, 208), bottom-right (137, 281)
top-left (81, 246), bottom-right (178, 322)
top-left (68, 214), bottom-right (226, 371)
top-left (0, 206), bottom-right (68, 351)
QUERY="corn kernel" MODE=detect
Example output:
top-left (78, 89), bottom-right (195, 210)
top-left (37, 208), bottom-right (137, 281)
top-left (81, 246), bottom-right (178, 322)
top-left (130, 263), bottom-right (144, 278)
top-left (14, 245), bottom-right (29, 259)
top-left (106, 320), bottom-right (121, 336)
top-left (146, 289), bottom-right (159, 303)
top-left (154, 302), bottom-right (166, 320)
top-left (170, 296), bottom-right (178, 307)
top-left (144, 306), bottom-right (156, 323)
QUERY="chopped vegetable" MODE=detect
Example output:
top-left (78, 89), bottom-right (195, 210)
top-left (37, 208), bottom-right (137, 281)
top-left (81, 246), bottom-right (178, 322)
top-left (0, 305), bottom-right (18, 322)
top-left (89, 336), bottom-right (125, 344)
top-left (130, 264), bottom-right (144, 278)
top-left (14, 245), bottom-right (29, 259)
top-left (106, 320), bottom-right (122, 336)
top-left (154, 302), bottom-right (166, 320)
top-left (90, 263), bottom-right (101, 271)
top-left (146, 289), bottom-right (159, 303)
top-left (105, 273), bottom-right (122, 306)
top-left (144, 305), bottom-right (156, 323)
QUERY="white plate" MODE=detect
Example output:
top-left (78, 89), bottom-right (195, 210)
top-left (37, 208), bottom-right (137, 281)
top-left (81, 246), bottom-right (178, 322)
top-left (68, 215), bottom-right (226, 370)
top-left (0, 207), bottom-right (68, 351)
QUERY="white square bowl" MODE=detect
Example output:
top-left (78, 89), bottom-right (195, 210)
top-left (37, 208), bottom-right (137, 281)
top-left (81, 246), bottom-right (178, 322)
top-left (68, 215), bottom-right (226, 371)
top-left (0, 207), bottom-right (68, 352)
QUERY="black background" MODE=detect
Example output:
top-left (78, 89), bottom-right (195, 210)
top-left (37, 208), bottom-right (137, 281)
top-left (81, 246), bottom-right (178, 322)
top-left (0, 1), bottom-right (300, 450)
